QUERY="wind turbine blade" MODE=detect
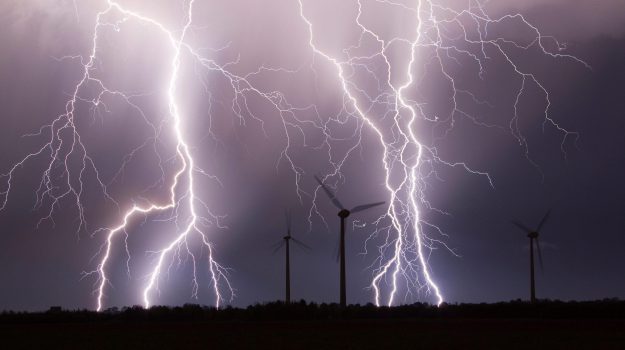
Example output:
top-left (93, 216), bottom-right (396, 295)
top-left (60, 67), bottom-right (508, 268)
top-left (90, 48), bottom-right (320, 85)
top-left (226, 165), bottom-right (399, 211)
top-left (269, 239), bottom-right (283, 249)
top-left (510, 220), bottom-right (533, 234)
top-left (535, 238), bottom-right (544, 272)
top-left (350, 201), bottom-right (386, 214)
top-left (291, 238), bottom-right (312, 251)
top-left (536, 209), bottom-right (552, 232)
top-left (285, 209), bottom-right (292, 234)
top-left (314, 175), bottom-right (345, 210)
top-left (271, 241), bottom-right (285, 255)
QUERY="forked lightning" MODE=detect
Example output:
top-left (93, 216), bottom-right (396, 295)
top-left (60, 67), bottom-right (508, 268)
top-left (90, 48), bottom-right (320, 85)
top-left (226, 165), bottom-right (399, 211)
top-left (0, 0), bottom-right (586, 310)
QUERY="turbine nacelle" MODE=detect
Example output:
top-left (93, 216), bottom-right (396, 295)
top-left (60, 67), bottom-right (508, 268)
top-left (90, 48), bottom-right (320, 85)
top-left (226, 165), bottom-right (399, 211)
top-left (314, 175), bottom-right (385, 217)
top-left (272, 210), bottom-right (311, 254)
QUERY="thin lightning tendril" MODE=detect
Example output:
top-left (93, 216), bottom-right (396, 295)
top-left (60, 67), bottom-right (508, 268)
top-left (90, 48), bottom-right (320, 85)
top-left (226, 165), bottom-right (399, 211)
top-left (0, 0), bottom-right (587, 310)
top-left (299, 0), bottom-right (587, 307)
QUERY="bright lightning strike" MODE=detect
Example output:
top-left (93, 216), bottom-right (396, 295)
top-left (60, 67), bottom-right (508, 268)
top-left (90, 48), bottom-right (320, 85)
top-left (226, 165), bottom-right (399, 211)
top-left (1, 0), bottom-right (240, 311)
top-left (0, 0), bottom-right (345, 311)
top-left (299, 0), bottom-right (588, 307)
top-left (1, 0), bottom-right (587, 310)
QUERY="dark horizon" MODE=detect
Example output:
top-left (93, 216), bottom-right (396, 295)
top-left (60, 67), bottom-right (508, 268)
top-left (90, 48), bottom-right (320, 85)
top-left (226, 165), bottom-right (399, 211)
top-left (3, 300), bottom-right (625, 349)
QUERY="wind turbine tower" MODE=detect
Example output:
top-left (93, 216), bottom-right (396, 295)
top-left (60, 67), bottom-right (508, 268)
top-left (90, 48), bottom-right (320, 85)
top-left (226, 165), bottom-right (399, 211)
top-left (272, 210), bottom-right (310, 304)
top-left (511, 209), bottom-right (551, 303)
top-left (314, 176), bottom-right (385, 308)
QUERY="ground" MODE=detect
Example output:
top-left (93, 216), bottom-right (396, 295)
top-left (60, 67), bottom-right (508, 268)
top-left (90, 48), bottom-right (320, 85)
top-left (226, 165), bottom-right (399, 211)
top-left (2, 301), bottom-right (624, 349)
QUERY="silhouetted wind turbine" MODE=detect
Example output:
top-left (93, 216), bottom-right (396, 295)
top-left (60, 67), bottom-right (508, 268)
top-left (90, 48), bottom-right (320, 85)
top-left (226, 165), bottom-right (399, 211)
top-left (314, 175), bottom-right (385, 308)
top-left (511, 209), bottom-right (551, 303)
top-left (271, 210), bottom-right (310, 304)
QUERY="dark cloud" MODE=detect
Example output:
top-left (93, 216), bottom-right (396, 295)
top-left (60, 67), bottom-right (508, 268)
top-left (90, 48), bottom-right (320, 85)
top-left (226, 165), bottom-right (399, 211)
top-left (489, 0), bottom-right (625, 39)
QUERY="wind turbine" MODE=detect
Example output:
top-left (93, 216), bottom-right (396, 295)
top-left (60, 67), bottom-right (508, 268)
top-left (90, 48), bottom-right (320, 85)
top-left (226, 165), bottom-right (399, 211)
top-left (271, 210), bottom-right (310, 304)
top-left (314, 175), bottom-right (385, 307)
top-left (511, 209), bottom-right (551, 303)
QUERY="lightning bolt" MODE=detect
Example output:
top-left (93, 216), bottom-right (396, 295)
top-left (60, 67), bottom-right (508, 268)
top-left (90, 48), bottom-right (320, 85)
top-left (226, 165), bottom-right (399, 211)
top-left (1, 0), bottom-right (347, 310)
top-left (0, 0), bottom-right (238, 311)
top-left (1, 0), bottom-right (587, 310)
top-left (298, 0), bottom-right (588, 307)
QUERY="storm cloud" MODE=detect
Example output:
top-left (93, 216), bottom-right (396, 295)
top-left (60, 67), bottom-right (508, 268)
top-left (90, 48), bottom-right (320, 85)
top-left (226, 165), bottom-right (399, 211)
top-left (0, 0), bottom-right (624, 311)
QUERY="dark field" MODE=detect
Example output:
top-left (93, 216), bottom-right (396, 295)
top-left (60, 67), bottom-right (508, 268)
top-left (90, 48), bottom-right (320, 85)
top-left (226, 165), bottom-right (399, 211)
top-left (2, 301), bottom-right (625, 349)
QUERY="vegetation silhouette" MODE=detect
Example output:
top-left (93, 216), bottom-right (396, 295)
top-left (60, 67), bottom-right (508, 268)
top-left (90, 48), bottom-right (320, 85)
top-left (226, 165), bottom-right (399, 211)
top-left (2, 299), bottom-right (625, 324)
top-left (2, 300), bottom-right (625, 349)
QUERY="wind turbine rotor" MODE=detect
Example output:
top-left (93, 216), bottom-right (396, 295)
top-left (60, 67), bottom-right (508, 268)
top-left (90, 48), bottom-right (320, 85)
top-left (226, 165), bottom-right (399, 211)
top-left (332, 236), bottom-right (340, 263)
top-left (291, 237), bottom-right (312, 251)
top-left (535, 237), bottom-right (545, 271)
top-left (271, 240), bottom-right (286, 255)
top-left (314, 175), bottom-right (345, 210)
top-left (511, 220), bottom-right (533, 234)
top-left (536, 209), bottom-right (552, 232)
top-left (350, 201), bottom-right (386, 214)
top-left (285, 209), bottom-right (292, 237)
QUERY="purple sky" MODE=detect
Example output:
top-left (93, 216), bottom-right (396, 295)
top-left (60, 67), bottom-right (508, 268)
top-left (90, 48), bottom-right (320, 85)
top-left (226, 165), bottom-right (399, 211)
top-left (0, 0), bottom-right (624, 311)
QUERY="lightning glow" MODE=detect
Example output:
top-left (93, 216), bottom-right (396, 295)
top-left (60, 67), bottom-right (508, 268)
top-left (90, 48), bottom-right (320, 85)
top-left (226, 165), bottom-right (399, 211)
top-left (0, 0), bottom-right (240, 311)
top-left (0, 0), bottom-right (587, 310)
top-left (299, 0), bottom-right (587, 307)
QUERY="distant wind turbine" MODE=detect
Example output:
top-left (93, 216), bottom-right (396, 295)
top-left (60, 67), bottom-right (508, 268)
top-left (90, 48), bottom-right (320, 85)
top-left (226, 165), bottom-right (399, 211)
top-left (271, 210), bottom-right (310, 304)
top-left (314, 175), bottom-right (385, 308)
top-left (511, 209), bottom-right (551, 303)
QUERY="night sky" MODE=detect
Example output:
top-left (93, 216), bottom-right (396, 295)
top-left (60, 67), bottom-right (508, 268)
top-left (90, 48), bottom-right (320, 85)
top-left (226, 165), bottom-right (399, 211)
top-left (1, 0), bottom-right (624, 311)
